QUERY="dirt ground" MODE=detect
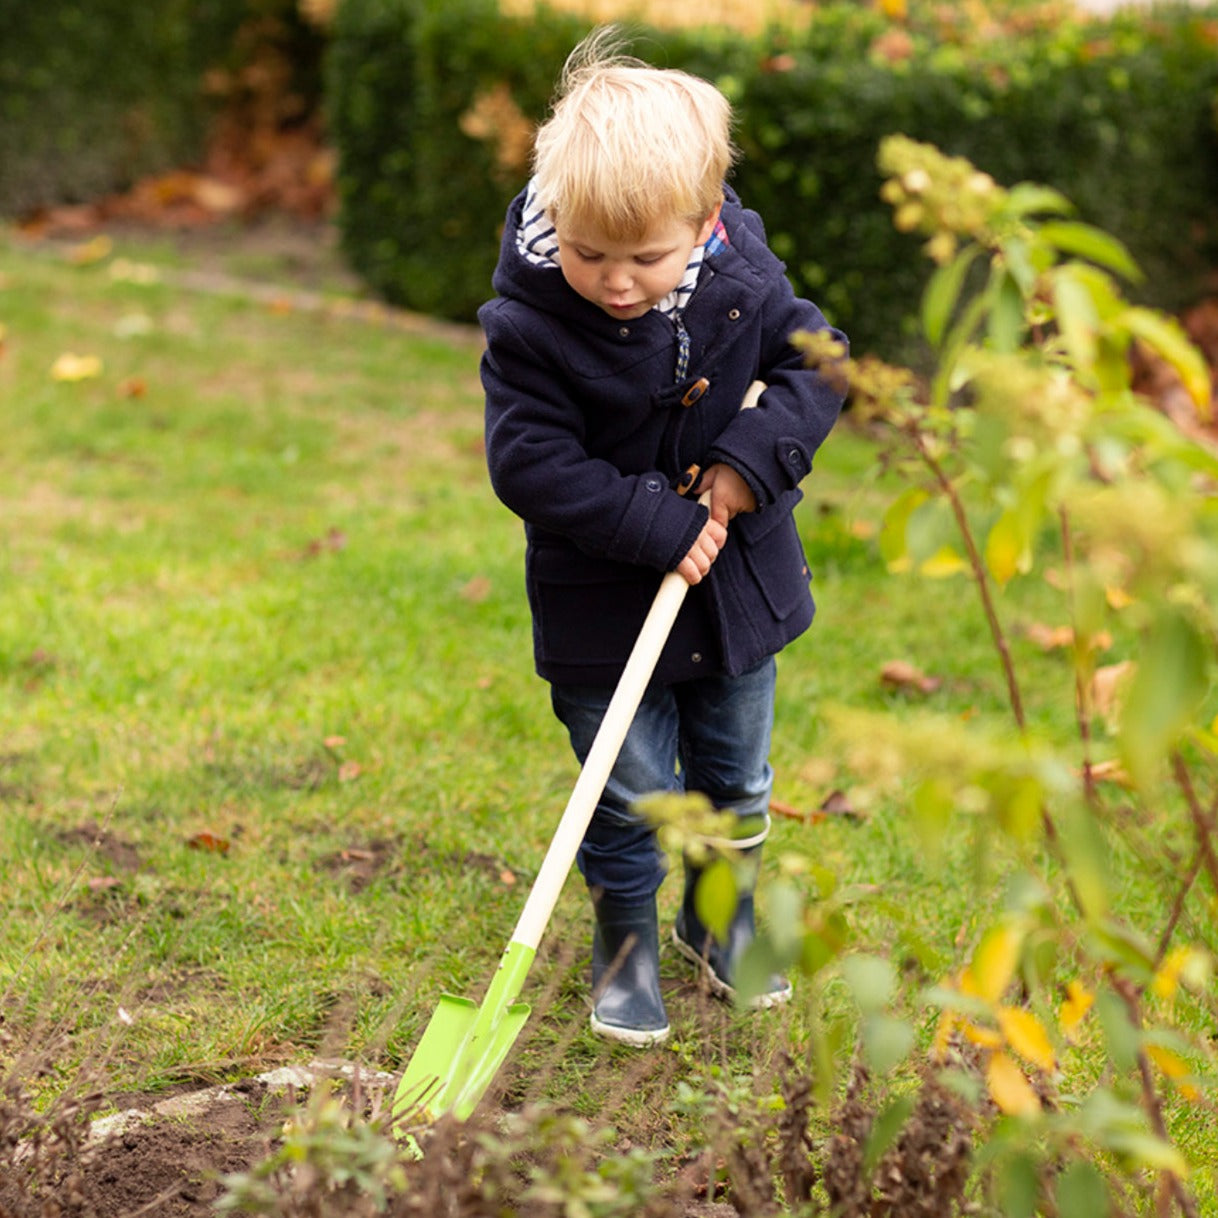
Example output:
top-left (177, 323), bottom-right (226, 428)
top-left (1, 1068), bottom-right (738, 1217)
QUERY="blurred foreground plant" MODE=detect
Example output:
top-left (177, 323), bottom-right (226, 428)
top-left (763, 135), bottom-right (1216, 1215)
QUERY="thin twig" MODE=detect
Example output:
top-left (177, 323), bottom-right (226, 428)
top-left (1113, 977), bottom-right (1199, 1218)
top-left (1059, 508), bottom-right (1100, 807)
top-left (913, 432), bottom-right (1025, 732)
top-left (1170, 754), bottom-right (1218, 894)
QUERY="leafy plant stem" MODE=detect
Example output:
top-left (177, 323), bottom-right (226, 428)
top-left (1170, 754), bottom-right (1218, 898)
top-left (1059, 508), bottom-right (1100, 808)
top-left (1113, 975), bottom-right (1199, 1218)
top-left (1154, 850), bottom-right (1202, 975)
top-left (912, 431), bottom-right (1026, 733)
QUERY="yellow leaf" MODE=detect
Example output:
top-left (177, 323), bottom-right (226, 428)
top-left (66, 234), bottom-right (113, 265)
top-left (1060, 979), bottom-right (1094, 1040)
top-left (1151, 946), bottom-right (1209, 1000)
top-left (50, 352), bottom-right (103, 381)
top-left (932, 1010), bottom-right (956, 1059)
top-left (968, 922), bottom-right (1025, 1004)
top-left (997, 1006), bottom-right (1056, 1072)
top-left (919, 545), bottom-right (969, 579)
top-left (987, 1050), bottom-right (1041, 1117)
top-left (985, 510), bottom-right (1030, 588)
top-left (878, 0), bottom-right (908, 19)
top-left (1106, 585), bottom-right (1133, 610)
top-left (962, 1021), bottom-right (1003, 1050)
top-left (1147, 1044), bottom-right (1200, 1102)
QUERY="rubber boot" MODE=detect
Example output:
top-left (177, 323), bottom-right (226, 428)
top-left (589, 892), bottom-right (670, 1047)
top-left (672, 825), bottom-right (792, 1009)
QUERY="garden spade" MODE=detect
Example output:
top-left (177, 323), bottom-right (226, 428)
top-left (393, 381), bottom-right (765, 1129)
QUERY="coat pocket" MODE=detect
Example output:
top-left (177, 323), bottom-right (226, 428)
top-left (527, 543), bottom-right (659, 668)
top-left (732, 491), bottom-right (811, 622)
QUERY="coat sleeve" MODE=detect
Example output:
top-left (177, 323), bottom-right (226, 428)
top-left (481, 302), bottom-right (708, 572)
top-left (703, 226), bottom-right (848, 511)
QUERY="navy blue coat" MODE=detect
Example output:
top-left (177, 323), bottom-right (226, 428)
top-left (481, 186), bottom-right (847, 686)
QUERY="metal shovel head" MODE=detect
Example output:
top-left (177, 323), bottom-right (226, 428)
top-left (393, 940), bottom-right (535, 1128)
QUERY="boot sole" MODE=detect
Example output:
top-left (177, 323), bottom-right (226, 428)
top-left (589, 1013), bottom-right (670, 1047)
top-left (671, 928), bottom-right (793, 1009)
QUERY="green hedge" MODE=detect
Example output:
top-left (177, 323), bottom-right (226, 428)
top-left (0, 0), bottom-right (323, 218)
top-left (327, 1), bottom-right (1218, 362)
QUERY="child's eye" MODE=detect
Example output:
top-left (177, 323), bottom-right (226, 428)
top-left (635, 255), bottom-right (663, 266)
top-left (574, 249), bottom-right (602, 263)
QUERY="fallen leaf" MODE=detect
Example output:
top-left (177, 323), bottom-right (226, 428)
top-left (821, 788), bottom-right (864, 819)
top-left (769, 798), bottom-right (825, 825)
top-left (338, 760), bottom-right (362, 783)
top-left (1090, 660), bottom-right (1134, 725)
top-left (323, 735), bottom-right (347, 749)
top-left (461, 575), bottom-right (492, 603)
top-left (86, 876), bottom-right (123, 893)
top-left (51, 352), bottom-right (103, 381)
top-left (1086, 758), bottom-right (1132, 788)
top-left (499, 869), bottom-right (517, 886)
top-left (1024, 622), bottom-right (1074, 651)
top-left (108, 259), bottom-right (162, 285)
top-left (187, 831), bottom-right (230, 854)
top-left (66, 234), bottom-right (113, 265)
top-left (880, 659), bottom-right (942, 695)
top-left (116, 377), bottom-right (147, 399)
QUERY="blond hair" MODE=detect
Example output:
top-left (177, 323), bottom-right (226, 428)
top-left (531, 28), bottom-right (736, 241)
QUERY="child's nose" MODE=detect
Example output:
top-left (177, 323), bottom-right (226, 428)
top-left (603, 263), bottom-right (632, 291)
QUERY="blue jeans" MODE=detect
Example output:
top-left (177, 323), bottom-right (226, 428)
top-left (551, 656), bottom-right (776, 904)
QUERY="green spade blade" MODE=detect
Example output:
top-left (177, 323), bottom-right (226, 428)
top-left (393, 940), bottom-right (535, 1127)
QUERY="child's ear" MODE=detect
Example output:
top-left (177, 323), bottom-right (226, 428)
top-left (696, 201), bottom-right (723, 244)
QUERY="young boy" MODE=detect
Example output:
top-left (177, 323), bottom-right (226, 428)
top-left (480, 30), bottom-right (847, 1046)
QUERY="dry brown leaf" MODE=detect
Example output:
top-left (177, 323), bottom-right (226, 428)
top-left (461, 575), bottom-right (493, 603)
top-left (820, 788), bottom-right (864, 820)
top-left (116, 376), bottom-right (147, 399)
top-left (880, 659), bottom-right (942, 694)
top-left (1090, 660), bottom-right (1135, 725)
top-left (338, 760), bottom-right (362, 783)
top-left (186, 831), bottom-right (231, 854)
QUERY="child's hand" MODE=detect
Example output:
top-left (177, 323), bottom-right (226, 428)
top-left (676, 515), bottom-right (727, 585)
top-left (697, 463), bottom-right (757, 528)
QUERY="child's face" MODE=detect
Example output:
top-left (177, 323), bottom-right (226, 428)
top-left (555, 207), bottom-right (720, 321)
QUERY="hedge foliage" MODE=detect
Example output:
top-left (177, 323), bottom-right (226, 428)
top-left (0, 0), bottom-right (322, 217)
top-left (327, 0), bottom-right (1218, 361)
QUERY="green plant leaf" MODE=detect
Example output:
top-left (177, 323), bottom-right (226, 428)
top-left (1037, 221), bottom-right (1142, 282)
top-left (863, 1095), bottom-right (914, 1174)
top-left (1119, 306), bottom-right (1212, 417)
top-left (862, 1013), bottom-right (915, 1075)
top-left (997, 1150), bottom-right (1041, 1218)
top-left (985, 268), bottom-right (1026, 354)
top-left (1052, 265), bottom-right (1100, 373)
top-left (1095, 989), bottom-right (1141, 1073)
top-left (1055, 1161), bottom-right (1110, 1218)
top-left (879, 486), bottom-right (928, 570)
top-left (1004, 182), bottom-right (1073, 220)
top-left (841, 953), bottom-right (895, 1014)
top-left (922, 245), bottom-right (982, 348)
top-left (1118, 608), bottom-right (1209, 789)
top-left (694, 857), bottom-right (737, 942)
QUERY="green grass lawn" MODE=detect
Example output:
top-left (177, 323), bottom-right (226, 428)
top-left (1, 227), bottom-right (1213, 1198)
